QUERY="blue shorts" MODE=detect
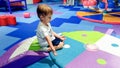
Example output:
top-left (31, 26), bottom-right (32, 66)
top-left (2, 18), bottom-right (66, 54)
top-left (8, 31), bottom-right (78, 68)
top-left (52, 37), bottom-right (63, 46)
top-left (40, 37), bottom-right (63, 51)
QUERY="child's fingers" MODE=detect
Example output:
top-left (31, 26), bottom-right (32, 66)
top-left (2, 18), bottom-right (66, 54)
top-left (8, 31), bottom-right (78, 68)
top-left (53, 51), bottom-right (57, 56)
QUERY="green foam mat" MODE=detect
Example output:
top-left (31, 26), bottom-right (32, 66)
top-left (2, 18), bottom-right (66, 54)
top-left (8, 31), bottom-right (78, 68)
top-left (62, 31), bottom-right (104, 44)
top-left (29, 38), bottom-right (41, 51)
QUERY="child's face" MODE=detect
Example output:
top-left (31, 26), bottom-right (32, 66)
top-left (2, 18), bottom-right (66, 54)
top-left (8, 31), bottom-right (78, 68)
top-left (42, 13), bottom-right (52, 24)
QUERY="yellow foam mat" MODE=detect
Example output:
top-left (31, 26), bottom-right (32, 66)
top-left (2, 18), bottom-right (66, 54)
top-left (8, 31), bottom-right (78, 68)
top-left (103, 14), bottom-right (120, 23)
top-left (76, 11), bottom-right (100, 16)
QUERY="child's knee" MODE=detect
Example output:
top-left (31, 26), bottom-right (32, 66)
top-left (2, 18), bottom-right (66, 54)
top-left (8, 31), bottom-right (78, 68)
top-left (58, 42), bottom-right (64, 48)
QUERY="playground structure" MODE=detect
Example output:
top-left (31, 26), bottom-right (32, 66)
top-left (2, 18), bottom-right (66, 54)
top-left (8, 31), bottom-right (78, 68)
top-left (82, 0), bottom-right (120, 12)
top-left (63, 0), bottom-right (120, 12)
top-left (63, 0), bottom-right (75, 6)
top-left (0, 0), bottom-right (27, 14)
top-left (76, 0), bottom-right (120, 24)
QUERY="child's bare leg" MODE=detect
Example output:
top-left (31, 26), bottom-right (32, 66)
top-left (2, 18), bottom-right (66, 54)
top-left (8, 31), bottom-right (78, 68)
top-left (55, 42), bottom-right (64, 49)
top-left (47, 42), bottom-right (64, 51)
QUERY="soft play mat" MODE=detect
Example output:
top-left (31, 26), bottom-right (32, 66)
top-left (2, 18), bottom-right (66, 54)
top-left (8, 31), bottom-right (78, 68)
top-left (1, 31), bottom-right (120, 68)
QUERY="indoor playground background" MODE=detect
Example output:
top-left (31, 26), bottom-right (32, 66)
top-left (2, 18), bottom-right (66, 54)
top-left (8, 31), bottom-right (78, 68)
top-left (0, 0), bottom-right (120, 68)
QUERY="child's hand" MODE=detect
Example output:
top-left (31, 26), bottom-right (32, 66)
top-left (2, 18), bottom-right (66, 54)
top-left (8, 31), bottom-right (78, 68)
top-left (60, 36), bottom-right (66, 41)
top-left (53, 51), bottom-right (57, 56)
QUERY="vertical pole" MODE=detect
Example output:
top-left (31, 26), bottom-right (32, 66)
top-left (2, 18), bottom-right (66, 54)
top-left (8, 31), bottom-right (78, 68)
top-left (7, 0), bottom-right (12, 14)
top-left (24, 0), bottom-right (27, 10)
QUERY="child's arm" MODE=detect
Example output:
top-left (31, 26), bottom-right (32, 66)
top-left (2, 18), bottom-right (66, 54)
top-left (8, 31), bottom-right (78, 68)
top-left (52, 31), bottom-right (61, 38)
top-left (52, 31), bottom-right (65, 41)
top-left (45, 35), bottom-right (57, 56)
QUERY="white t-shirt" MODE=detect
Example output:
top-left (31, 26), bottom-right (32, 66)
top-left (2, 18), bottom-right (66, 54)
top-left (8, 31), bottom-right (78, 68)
top-left (36, 22), bottom-right (55, 47)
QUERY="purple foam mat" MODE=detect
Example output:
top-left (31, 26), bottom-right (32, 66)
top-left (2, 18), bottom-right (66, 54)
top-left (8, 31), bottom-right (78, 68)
top-left (0, 42), bottom-right (23, 67)
top-left (1, 51), bottom-right (48, 68)
top-left (94, 26), bottom-right (108, 33)
top-left (112, 25), bottom-right (120, 35)
top-left (65, 50), bottom-right (120, 68)
top-left (0, 38), bottom-right (49, 68)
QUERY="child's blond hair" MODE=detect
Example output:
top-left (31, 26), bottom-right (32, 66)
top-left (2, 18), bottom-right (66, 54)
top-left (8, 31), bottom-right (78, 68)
top-left (37, 4), bottom-right (53, 18)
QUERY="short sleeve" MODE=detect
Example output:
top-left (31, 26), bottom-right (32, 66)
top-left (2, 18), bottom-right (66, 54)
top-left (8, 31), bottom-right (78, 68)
top-left (36, 23), bottom-right (52, 39)
top-left (41, 27), bottom-right (49, 37)
top-left (36, 28), bottom-right (45, 38)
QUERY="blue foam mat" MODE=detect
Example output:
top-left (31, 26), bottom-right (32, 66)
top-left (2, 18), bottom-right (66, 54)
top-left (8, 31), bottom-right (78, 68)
top-left (49, 37), bottom-right (86, 68)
